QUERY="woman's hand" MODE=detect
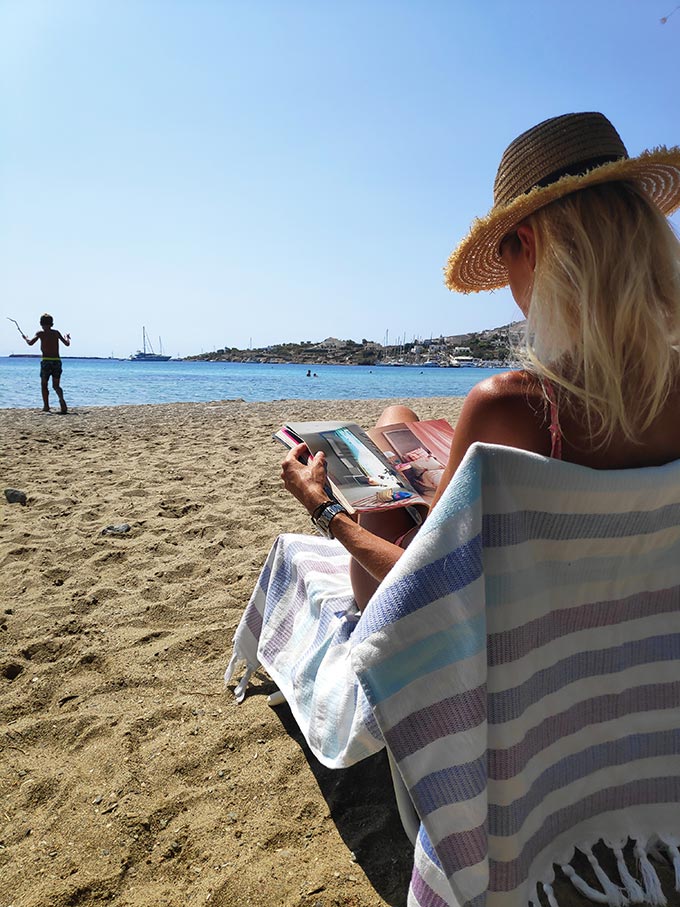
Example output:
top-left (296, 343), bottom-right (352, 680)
top-left (280, 443), bottom-right (331, 514)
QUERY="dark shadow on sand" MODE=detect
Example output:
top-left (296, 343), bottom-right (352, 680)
top-left (263, 695), bottom-right (680, 907)
top-left (272, 699), bottom-right (413, 907)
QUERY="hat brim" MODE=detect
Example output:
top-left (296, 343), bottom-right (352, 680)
top-left (445, 147), bottom-right (680, 294)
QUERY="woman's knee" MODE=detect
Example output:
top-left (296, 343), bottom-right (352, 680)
top-left (375, 404), bottom-right (419, 428)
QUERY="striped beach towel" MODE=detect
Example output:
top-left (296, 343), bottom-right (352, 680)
top-left (227, 442), bottom-right (680, 907)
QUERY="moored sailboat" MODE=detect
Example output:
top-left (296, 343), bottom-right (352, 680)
top-left (130, 327), bottom-right (171, 361)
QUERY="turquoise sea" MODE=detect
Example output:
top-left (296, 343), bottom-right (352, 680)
top-left (0, 357), bottom-right (505, 409)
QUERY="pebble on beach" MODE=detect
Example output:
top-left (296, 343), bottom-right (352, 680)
top-left (4, 488), bottom-right (27, 505)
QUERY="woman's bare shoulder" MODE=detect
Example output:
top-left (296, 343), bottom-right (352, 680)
top-left (465, 369), bottom-right (544, 407)
top-left (428, 371), bottom-right (551, 511)
top-left (453, 370), bottom-right (551, 454)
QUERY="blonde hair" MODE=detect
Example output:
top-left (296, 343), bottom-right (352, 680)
top-left (519, 181), bottom-right (680, 444)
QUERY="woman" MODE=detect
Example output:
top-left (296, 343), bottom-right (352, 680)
top-left (281, 112), bottom-right (680, 608)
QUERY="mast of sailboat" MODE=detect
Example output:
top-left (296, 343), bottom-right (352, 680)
top-left (143, 326), bottom-right (158, 355)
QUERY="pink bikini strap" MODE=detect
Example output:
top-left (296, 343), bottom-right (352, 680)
top-left (543, 378), bottom-right (563, 460)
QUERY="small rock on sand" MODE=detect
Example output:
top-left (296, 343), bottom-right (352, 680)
top-left (4, 489), bottom-right (27, 505)
top-left (100, 523), bottom-right (131, 536)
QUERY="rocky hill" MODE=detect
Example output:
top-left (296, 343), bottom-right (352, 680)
top-left (186, 320), bottom-right (526, 366)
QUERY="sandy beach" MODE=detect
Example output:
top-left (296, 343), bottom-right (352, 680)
top-left (3, 397), bottom-right (679, 907)
top-left (0, 397), bottom-right (463, 907)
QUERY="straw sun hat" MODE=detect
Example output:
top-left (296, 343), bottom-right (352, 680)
top-left (445, 112), bottom-right (680, 294)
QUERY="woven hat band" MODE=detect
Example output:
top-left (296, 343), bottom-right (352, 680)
top-left (533, 154), bottom-right (625, 191)
top-left (493, 112), bottom-right (628, 207)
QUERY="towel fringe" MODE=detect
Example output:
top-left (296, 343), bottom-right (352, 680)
top-left (224, 651), bottom-right (259, 704)
top-left (661, 839), bottom-right (680, 893)
top-left (224, 650), bottom-right (241, 684)
top-left (542, 881), bottom-right (561, 907)
top-left (608, 843), bottom-right (646, 903)
top-left (560, 863), bottom-right (609, 903)
top-left (583, 845), bottom-right (629, 907)
top-left (233, 665), bottom-right (256, 703)
top-left (635, 841), bottom-right (667, 906)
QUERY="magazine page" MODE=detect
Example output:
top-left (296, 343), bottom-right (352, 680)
top-left (366, 418), bottom-right (454, 505)
top-left (281, 421), bottom-right (427, 513)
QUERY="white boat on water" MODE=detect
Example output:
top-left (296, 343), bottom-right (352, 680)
top-left (450, 355), bottom-right (476, 367)
top-left (130, 327), bottom-right (171, 362)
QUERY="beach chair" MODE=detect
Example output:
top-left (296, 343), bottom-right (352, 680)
top-left (226, 442), bottom-right (680, 907)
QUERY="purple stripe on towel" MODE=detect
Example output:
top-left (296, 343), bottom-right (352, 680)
top-left (483, 503), bottom-right (680, 546)
top-left (488, 587), bottom-right (680, 666)
top-left (489, 633), bottom-right (680, 724)
top-left (489, 680), bottom-right (680, 780)
top-left (410, 867), bottom-right (456, 907)
top-left (385, 684), bottom-right (486, 761)
top-left (260, 543), bottom-right (353, 661)
top-left (265, 539), bottom-right (345, 624)
top-left (260, 585), bottom-right (353, 669)
top-left (435, 823), bottom-right (488, 877)
top-left (244, 598), bottom-right (263, 640)
top-left (489, 728), bottom-right (680, 836)
top-left (490, 776), bottom-right (680, 892)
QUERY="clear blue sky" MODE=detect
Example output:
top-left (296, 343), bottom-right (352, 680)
top-left (2, 0), bottom-right (679, 358)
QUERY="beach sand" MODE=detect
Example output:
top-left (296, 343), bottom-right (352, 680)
top-left (2, 399), bottom-right (678, 907)
top-left (0, 398), bottom-right (460, 907)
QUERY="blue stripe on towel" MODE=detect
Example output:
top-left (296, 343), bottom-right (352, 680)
top-left (412, 754), bottom-right (487, 814)
top-left (486, 542), bottom-right (680, 607)
top-left (419, 825), bottom-right (443, 866)
top-left (359, 611), bottom-right (486, 705)
top-left (488, 680), bottom-right (680, 780)
top-left (356, 535), bottom-right (483, 641)
top-left (490, 776), bottom-right (680, 892)
top-left (489, 633), bottom-right (680, 724)
top-left (489, 728), bottom-right (680, 836)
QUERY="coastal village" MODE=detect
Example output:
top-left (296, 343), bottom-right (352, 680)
top-left (187, 320), bottom-right (525, 368)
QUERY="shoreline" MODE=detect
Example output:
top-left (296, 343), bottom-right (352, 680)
top-left (0, 397), bottom-right (463, 907)
top-left (0, 395), bottom-right (464, 415)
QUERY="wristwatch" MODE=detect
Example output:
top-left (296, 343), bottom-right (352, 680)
top-left (312, 501), bottom-right (347, 538)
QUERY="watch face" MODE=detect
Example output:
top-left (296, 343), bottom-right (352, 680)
top-left (315, 502), bottom-right (344, 537)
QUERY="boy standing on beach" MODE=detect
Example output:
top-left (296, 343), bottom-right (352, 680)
top-left (22, 314), bottom-right (71, 413)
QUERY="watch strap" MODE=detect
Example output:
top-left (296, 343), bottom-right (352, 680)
top-left (310, 500), bottom-right (334, 523)
top-left (312, 501), bottom-right (347, 538)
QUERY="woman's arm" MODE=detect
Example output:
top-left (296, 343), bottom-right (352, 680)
top-left (280, 375), bottom-right (549, 598)
top-left (281, 444), bottom-right (405, 584)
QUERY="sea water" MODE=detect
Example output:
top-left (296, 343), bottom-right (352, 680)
top-left (0, 357), bottom-right (505, 409)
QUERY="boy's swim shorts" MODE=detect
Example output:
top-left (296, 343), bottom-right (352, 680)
top-left (40, 359), bottom-right (63, 380)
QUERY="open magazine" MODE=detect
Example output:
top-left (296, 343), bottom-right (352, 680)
top-left (274, 418), bottom-right (454, 514)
